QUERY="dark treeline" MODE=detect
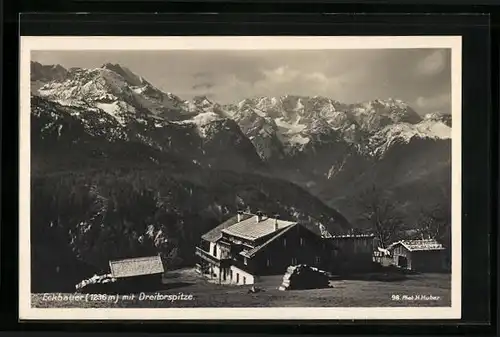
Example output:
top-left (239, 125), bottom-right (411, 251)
top-left (31, 166), bottom-right (351, 292)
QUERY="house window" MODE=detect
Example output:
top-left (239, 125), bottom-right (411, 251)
top-left (244, 257), bottom-right (248, 265)
top-left (212, 245), bottom-right (217, 256)
top-left (315, 256), bottom-right (321, 265)
top-left (291, 257), bottom-right (298, 265)
top-left (266, 258), bottom-right (271, 267)
top-left (236, 273), bottom-right (239, 283)
top-left (243, 276), bottom-right (246, 285)
top-left (300, 238), bottom-right (304, 246)
top-left (283, 238), bottom-right (287, 247)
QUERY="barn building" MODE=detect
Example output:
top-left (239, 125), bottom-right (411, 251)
top-left (108, 255), bottom-right (165, 291)
top-left (325, 233), bottom-right (377, 272)
top-left (195, 212), bottom-right (335, 285)
top-left (387, 239), bottom-right (446, 272)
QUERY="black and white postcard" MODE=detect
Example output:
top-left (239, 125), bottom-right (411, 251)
top-left (19, 36), bottom-right (462, 320)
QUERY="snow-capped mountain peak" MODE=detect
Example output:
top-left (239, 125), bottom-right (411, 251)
top-left (368, 118), bottom-right (451, 157)
top-left (100, 63), bottom-right (148, 87)
top-left (34, 63), bottom-right (192, 124)
top-left (31, 62), bottom-right (451, 163)
top-left (423, 112), bottom-right (452, 127)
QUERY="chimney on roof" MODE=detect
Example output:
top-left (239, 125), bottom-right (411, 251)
top-left (274, 214), bottom-right (280, 231)
top-left (255, 211), bottom-right (263, 223)
top-left (237, 211), bottom-right (242, 222)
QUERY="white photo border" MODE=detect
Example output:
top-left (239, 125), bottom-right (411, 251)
top-left (19, 36), bottom-right (462, 320)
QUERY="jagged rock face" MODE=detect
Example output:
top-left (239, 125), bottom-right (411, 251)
top-left (31, 62), bottom-right (69, 83)
top-left (31, 62), bottom-right (69, 94)
top-left (30, 61), bottom-right (451, 163)
top-left (215, 95), bottom-right (449, 163)
top-left (30, 61), bottom-right (451, 209)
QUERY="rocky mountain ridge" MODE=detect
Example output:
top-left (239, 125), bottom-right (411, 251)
top-left (31, 61), bottom-right (452, 224)
top-left (32, 62), bottom-right (451, 160)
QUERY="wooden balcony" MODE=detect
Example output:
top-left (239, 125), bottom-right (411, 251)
top-left (195, 247), bottom-right (231, 267)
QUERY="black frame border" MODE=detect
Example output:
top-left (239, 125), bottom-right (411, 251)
top-left (1, 8), bottom-right (497, 336)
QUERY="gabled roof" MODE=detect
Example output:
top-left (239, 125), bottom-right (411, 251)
top-left (388, 239), bottom-right (445, 252)
top-left (109, 255), bottom-right (164, 278)
top-left (201, 214), bottom-right (252, 242)
top-left (221, 216), bottom-right (296, 241)
top-left (328, 233), bottom-right (375, 239)
top-left (240, 224), bottom-right (297, 258)
top-left (239, 222), bottom-right (331, 259)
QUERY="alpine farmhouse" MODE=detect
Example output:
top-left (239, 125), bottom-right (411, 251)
top-left (195, 212), bottom-right (376, 285)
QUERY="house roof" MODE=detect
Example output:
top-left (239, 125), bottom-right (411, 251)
top-left (240, 224), bottom-right (297, 258)
top-left (388, 239), bottom-right (445, 252)
top-left (201, 214), bottom-right (252, 242)
top-left (221, 216), bottom-right (296, 241)
top-left (328, 233), bottom-right (375, 239)
top-left (109, 255), bottom-right (164, 278)
top-left (239, 222), bottom-right (333, 259)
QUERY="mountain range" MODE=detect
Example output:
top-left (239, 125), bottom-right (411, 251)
top-left (31, 61), bottom-right (451, 220)
top-left (29, 61), bottom-right (451, 290)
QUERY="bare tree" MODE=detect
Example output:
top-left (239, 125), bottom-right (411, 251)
top-left (417, 185), bottom-right (451, 245)
top-left (357, 184), bottom-right (404, 248)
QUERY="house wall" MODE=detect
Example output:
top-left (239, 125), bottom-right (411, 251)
top-left (411, 250), bottom-right (445, 273)
top-left (217, 242), bottom-right (232, 259)
top-left (328, 237), bottom-right (376, 273)
top-left (250, 225), bottom-right (330, 276)
top-left (390, 245), bottom-right (446, 272)
top-left (391, 244), bottom-right (413, 270)
top-left (112, 274), bottom-right (163, 293)
top-left (229, 265), bottom-right (256, 285)
top-left (203, 261), bottom-right (256, 285)
top-left (209, 242), bottom-right (217, 258)
top-left (373, 251), bottom-right (393, 267)
top-left (197, 240), bottom-right (229, 281)
top-left (202, 241), bottom-right (232, 260)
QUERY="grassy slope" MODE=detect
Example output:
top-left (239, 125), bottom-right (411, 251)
top-left (32, 269), bottom-right (451, 308)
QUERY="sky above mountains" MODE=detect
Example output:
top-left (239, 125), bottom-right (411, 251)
top-left (32, 48), bottom-right (451, 116)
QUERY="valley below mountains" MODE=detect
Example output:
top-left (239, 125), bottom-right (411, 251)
top-left (29, 61), bottom-right (452, 291)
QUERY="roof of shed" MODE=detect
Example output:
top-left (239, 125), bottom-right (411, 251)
top-left (388, 239), bottom-right (446, 252)
top-left (221, 216), bottom-right (296, 241)
top-left (109, 255), bottom-right (164, 278)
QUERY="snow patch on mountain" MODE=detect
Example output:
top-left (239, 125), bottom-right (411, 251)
top-left (95, 101), bottom-right (136, 125)
top-left (369, 120), bottom-right (451, 157)
top-left (188, 112), bottom-right (222, 126)
top-left (275, 117), bottom-right (308, 134)
top-left (176, 112), bottom-right (224, 138)
top-left (288, 133), bottom-right (311, 146)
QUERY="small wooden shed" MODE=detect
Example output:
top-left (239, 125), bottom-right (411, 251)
top-left (387, 239), bottom-right (446, 273)
top-left (109, 255), bottom-right (165, 291)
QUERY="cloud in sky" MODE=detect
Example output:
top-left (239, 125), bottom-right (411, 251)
top-left (32, 48), bottom-right (452, 115)
top-left (416, 50), bottom-right (448, 76)
top-left (415, 93), bottom-right (451, 113)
